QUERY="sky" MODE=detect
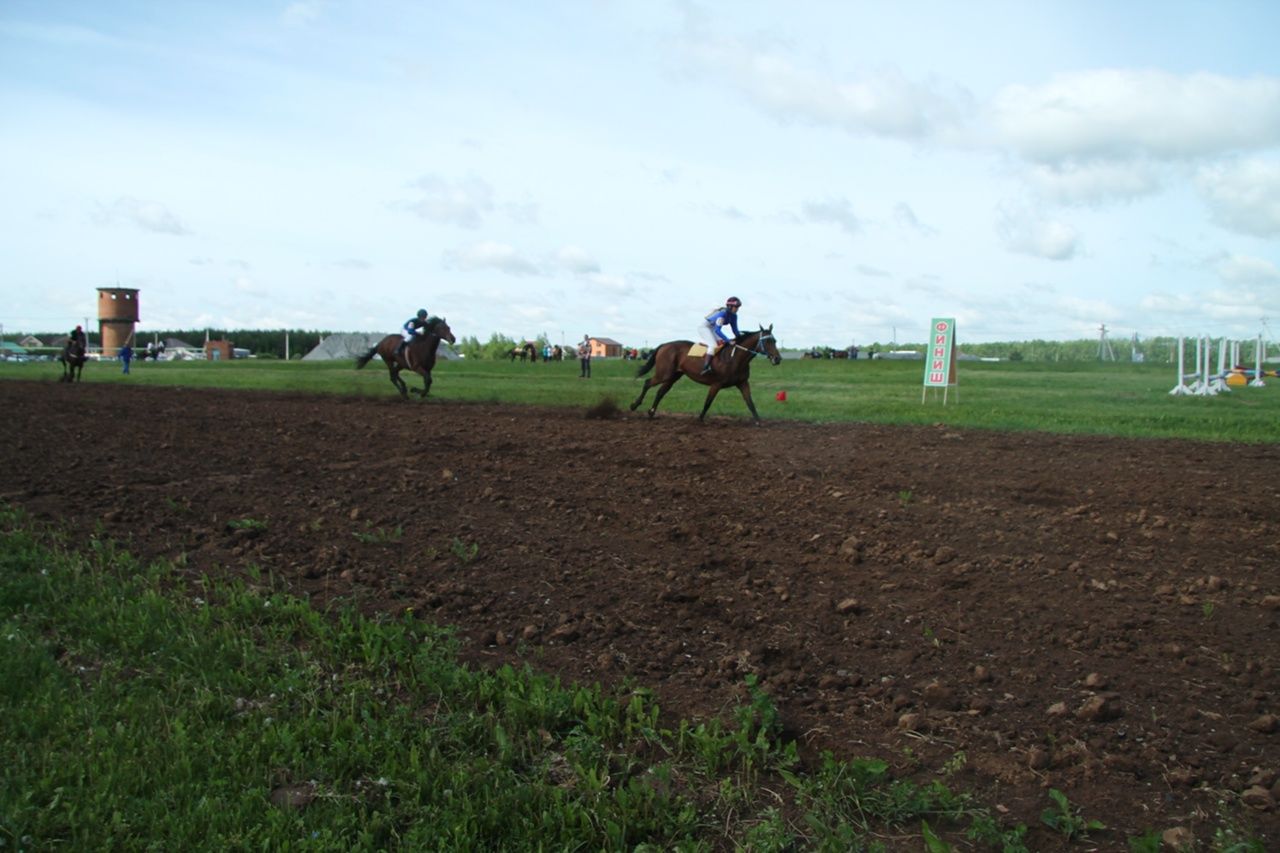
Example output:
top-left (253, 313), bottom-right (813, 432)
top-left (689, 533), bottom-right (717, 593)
top-left (2, 0), bottom-right (1279, 349)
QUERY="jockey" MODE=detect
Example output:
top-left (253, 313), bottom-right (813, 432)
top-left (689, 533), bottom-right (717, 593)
top-left (69, 325), bottom-right (88, 350)
top-left (698, 297), bottom-right (742, 375)
top-left (396, 309), bottom-right (430, 355)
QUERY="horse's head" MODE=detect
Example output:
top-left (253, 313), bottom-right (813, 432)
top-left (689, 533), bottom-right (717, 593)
top-left (427, 317), bottom-right (456, 344)
top-left (752, 325), bottom-right (781, 365)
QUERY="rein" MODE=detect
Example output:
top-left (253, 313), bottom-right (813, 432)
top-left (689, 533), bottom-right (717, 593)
top-left (729, 333), bottom-right (774, 360)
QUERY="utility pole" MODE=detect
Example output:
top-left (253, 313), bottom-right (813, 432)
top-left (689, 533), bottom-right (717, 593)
top-left (1097, 324), bottom-right (1115, 361)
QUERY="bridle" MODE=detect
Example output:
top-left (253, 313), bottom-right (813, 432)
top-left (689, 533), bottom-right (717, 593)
top-left (729, 330), bottom-right (776, 361)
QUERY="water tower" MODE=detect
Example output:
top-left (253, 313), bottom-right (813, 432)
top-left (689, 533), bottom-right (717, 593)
top-left (97, 287), bottom-right (140, 357)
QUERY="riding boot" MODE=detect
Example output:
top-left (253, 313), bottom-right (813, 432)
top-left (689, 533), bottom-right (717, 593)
top-left (700, 354), bottom-right (714, 375)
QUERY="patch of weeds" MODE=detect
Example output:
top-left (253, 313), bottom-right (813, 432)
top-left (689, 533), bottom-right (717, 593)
top-left (1211, 815), bottom-right (1267, 852)
top-left (1041, 788), bottom-right (1104, 841)
top-left (226, 518), bottom-right (267, 532)
top-left (1202, 600), bottom-right (1216, 620)
top-left (921, 819), bottom-right (953, 852)
top-left (940, 750), bottom-right (966, 777)
top-left (353, 524), bottom-right (403, 545)
top-left (741, 807), bottom-right (795, 850)
top-left (967, 813), bottom-right (1029, 852)
top-left (897, 489), bottom-right (913, 506)
top-left (1128, 829), bottom-right (1161, 852)
top-left (450, 537), bottom-right (478, 563)
top-left (162, 496), bottom-right (191, 514)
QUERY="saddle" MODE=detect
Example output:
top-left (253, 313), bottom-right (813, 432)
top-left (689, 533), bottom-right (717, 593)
top-left (688, 342), bottom-right (708, 358)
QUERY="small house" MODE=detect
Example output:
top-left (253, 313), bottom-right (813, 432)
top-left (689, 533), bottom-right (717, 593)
top-left (587, 337), bottom-right (624, 358)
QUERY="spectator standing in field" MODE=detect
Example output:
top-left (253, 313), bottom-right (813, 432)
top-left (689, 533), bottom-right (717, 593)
top-left (578, 335), bottom-right (592, 379)
top-left (119, 342), bottom-right (133, 375)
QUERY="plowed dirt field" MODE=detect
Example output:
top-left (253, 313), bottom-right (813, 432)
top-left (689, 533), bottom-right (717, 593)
top-left (3, 380), bottom-right (1277, 847)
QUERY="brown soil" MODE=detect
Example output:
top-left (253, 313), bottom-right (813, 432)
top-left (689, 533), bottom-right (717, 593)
top-left (4, 380), bottom-right (1278, 848)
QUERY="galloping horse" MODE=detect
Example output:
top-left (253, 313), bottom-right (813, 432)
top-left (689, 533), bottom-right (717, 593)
top-left (355, 317), bottom-right (456, 399)
top-left (630, 325), bottom-right (781, 422)
top-left (59, 340), bottom-right (87, 383)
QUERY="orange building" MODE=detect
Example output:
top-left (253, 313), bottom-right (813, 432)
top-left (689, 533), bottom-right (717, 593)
top-left (97, 287), bottom-right (139, 356)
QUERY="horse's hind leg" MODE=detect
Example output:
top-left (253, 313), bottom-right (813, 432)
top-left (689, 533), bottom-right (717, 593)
top-left (647, 378), bottom-right (681, 418)
top-left (389, 367), bottom-right (409, 399)
top-left (629, 378), bottom-right (654, 411)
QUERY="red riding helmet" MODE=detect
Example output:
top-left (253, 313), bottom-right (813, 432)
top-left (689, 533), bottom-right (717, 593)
top-left (725, 296), bottom-right (742, 308)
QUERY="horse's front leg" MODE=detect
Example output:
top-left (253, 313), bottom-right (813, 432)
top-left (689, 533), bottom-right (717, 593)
top-left (737, 380), bottom-right (761, 423)
top-left (697, 384), bottom-right (723, 421)
top-left (415, 370), bottom-right (432, 398)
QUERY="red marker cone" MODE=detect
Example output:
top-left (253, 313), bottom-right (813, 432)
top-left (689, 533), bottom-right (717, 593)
top-left (775, 390), bottom-right (787, 402)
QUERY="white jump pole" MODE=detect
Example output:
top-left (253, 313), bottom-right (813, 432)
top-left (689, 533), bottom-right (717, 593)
top-left (1169, 336), bottom-right (1192, 395)
top-left (1211, 337), bottom-right (1230, 393)
top-left (1194, 336), bottom-right (1216, 396)
top-left (1251, 334), bottom-right (1268, 387)
top-left (1194, 336), bottom-right (1209, 395)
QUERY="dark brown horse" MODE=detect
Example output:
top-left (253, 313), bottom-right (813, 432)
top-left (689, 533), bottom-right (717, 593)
top-left (630, 325), bottom-right (781, 422)
top-left (59, 340), bottom-right (87, 383)
top-left (355, 317), bottom-right (456, 399)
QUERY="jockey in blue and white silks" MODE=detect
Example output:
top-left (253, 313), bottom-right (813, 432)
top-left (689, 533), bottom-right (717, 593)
top-left (397, 309), bottom-right (430, 355)
top-left (697, 296), bottom-right (742, 375)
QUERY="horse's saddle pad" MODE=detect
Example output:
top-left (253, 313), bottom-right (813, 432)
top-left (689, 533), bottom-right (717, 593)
top-left (688, 343), bottom-right (708, 358)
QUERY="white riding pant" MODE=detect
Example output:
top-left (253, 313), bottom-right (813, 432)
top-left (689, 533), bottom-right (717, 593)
top-left (697, 324), bottom-right (725, 354)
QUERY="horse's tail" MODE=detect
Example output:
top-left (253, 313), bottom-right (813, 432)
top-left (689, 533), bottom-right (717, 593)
top-left (635, 347), bottom-right (659, 378)
top-left (354, 346), bottom-right (378, 370)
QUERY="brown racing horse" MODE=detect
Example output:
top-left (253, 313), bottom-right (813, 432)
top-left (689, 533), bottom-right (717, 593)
top-left (355, 317), bottom-right (456, 399)
top-left (630, 325), bottom-right (781, 422)
top-left (59, 340), bottom-right (87, 383)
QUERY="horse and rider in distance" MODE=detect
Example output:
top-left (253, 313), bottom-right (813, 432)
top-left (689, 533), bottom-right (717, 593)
top-left (631, 296), bottom-right (781, 423)
top-left (355, 308), bottom-right (456, 400)
top-left (59, 324), bottom-right (89, 382)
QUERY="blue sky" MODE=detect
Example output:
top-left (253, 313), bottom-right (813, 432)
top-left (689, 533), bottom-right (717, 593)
top-left (3, 0), bottom-right (1279, 348)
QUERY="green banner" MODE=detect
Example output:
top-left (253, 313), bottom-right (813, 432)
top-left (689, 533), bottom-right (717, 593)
top-left (923, 318), bottom-right (956, 387)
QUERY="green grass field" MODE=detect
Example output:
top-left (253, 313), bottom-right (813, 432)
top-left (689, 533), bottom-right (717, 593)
top-left (7, 354), bottom-right (1278, 442)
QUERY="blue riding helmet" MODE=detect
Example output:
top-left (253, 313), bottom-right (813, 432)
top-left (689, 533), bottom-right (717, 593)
top-left (416, 309), bottom-right (428, 319)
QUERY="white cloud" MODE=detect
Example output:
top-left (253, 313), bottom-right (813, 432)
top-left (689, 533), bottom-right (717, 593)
top-left (581, 272), bottom-right (634, 296)
top-left (894, 202), bottom-right (937, 236)
top-left (678, 29), bottom-right (972, 141)
top-left (996, 205), bottom-right (1080, 260)
top-left (281, 1), bottom-right (327, 28)
top-left (554, 246), bottom-right (600, 275)
top-left (1025, 161), bottom-right (1164, 206)
top-left (1196, 159), bottom-right (1280, 237)
top-left (443, 241), bottom-right (542, 276)
top-left (93, 197), bottom-right (191, 235)
top-left (990, 70), bottom-right (1280, 164)
top-left (796, 196), bottom-right (861, 236)
top-left (398, 175), bottom-right (495, 229)
top-left (1215, 253), bottom-right (1280, 285)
